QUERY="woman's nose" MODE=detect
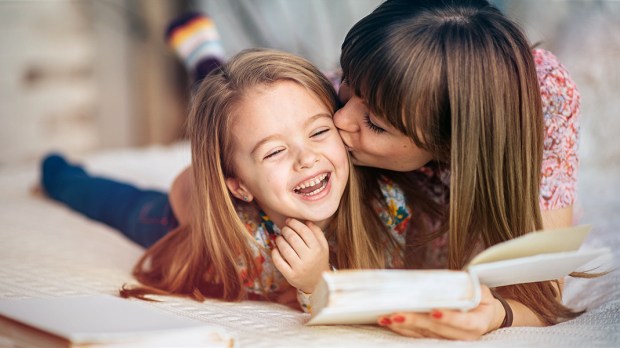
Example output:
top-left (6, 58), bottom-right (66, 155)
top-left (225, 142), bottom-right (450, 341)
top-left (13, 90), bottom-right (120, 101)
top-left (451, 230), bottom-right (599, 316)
top-left (333, 102), bottom-right (360, 133)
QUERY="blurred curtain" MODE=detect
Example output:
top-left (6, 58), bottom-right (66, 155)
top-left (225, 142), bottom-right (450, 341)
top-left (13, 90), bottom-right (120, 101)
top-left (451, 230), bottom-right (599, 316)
top-left (193, 0), bottom-right (382, 71)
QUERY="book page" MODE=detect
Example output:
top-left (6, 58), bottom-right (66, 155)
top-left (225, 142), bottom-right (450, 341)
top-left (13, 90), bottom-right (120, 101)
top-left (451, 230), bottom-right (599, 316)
top-left (468, 225), bottom-right (592, 266)
top-left (471, 248), bottom-right (609, 287)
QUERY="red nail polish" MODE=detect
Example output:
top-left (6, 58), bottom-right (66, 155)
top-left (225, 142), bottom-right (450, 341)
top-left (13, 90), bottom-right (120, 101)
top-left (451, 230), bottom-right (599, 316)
top-left (379, 317), bottom-right (392, 326)
top-left (431, 310), bottom-right (443, 319)
top-left (392, 315), bottom-right (405, 323)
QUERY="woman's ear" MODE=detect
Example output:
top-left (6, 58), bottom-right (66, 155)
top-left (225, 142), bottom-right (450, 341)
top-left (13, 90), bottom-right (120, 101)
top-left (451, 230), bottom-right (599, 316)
top-left (225, 177), bottom-right (254, 202)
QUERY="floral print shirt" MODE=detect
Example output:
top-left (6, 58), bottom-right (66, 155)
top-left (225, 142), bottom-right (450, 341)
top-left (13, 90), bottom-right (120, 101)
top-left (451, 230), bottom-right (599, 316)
top-left (234, 177), bottom-right (412, 313)
top-left (535, 49), bottom-right (581, 210)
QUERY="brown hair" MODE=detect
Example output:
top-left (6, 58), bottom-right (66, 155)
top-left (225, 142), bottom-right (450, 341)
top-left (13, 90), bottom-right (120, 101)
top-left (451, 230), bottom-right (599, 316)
top-left (121, 48), bottom-right (388, 303)
top-left (341, 0), bottom-right (578, 324)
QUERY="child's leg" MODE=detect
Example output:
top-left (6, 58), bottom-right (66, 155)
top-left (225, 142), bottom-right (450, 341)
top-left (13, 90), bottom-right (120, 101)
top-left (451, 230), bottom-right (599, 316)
top-left (41, 154), bottom-right (178, 248)
top-left (165, 12), bottom-right (225, 88)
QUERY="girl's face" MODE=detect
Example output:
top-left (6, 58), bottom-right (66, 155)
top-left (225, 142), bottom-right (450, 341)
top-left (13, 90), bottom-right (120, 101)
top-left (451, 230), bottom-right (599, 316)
top-left (333, 83), bottom-right (433, 172)
top-left (226, 81), bottom-right (349, 230)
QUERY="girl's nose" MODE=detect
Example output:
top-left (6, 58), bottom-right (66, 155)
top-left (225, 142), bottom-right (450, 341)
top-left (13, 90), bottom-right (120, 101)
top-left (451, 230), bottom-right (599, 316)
top-left (295, 147), bottom-right (319, 170)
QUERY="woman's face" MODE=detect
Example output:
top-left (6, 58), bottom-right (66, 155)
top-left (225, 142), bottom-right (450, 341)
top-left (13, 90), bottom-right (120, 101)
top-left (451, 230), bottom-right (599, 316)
top-left (333, 82), bottom-right (433, 171)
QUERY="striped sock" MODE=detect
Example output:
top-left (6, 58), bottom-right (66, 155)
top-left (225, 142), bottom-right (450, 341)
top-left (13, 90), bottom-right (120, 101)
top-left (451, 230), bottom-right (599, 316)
top-left (165, 12), bottom-right (225, 84)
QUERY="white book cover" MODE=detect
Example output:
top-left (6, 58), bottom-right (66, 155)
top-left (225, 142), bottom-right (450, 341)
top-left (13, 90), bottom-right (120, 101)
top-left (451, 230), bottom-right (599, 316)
top-left (307, 225), bottom-right (610, 326)
top-left (0, 295), bottom-right (234, 347)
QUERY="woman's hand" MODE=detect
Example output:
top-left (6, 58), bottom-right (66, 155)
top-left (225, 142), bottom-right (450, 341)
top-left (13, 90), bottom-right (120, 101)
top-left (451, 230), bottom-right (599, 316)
top-left (272, 219), bottom-right (330, 294)
top-left (378, 285), bottom-right (505, 340)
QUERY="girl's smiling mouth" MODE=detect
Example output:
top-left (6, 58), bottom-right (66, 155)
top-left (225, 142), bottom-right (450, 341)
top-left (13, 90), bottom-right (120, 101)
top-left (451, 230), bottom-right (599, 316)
top-left (293, 173), bottom-right (331, 199)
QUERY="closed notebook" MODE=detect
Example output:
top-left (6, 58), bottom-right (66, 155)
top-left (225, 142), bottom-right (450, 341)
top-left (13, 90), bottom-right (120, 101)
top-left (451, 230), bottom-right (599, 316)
top-left (0, 295), bottom-right (234, 347)
top-left (307, 225), bottom-right (610, 325)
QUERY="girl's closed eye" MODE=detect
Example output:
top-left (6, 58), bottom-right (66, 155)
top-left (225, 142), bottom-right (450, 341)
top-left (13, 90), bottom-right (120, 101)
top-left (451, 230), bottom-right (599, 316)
top-left (364, 113), bottom-right (385, 134)
top-left (311, 127), bottom-right (331, 138)
top-left (264, 148), bottom-right (285, 160)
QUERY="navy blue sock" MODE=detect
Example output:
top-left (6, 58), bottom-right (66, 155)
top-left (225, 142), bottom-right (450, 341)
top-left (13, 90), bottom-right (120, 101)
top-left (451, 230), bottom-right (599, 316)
top-left (41, 154), bottom-right (177, 248)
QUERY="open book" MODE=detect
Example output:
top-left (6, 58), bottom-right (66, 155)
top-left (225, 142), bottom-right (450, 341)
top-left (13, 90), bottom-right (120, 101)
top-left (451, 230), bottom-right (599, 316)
top-left (307, 225), bottom-right (610, 325)
top-left (0, 295), bottom-right (234, 347)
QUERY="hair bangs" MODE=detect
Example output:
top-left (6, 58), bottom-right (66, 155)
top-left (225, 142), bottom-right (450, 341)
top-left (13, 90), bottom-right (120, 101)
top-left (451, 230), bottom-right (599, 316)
top-left (341, 13), bottom-right (451, 155)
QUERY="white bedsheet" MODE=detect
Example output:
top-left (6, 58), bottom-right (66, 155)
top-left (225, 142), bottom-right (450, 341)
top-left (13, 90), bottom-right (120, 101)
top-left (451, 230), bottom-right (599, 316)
top-left (1, 142), bottom-right (618, 347)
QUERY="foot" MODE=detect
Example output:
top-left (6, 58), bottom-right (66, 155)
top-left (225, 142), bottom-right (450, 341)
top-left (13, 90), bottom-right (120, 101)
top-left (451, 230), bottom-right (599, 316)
top-left (165, 12), bottom-right (225, 84)
top-left (40, 153), bottom-right (87, 199)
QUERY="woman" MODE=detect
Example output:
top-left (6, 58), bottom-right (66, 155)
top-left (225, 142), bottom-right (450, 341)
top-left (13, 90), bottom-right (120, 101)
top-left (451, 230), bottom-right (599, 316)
top-left (334, 0), bottom-right (583, 339)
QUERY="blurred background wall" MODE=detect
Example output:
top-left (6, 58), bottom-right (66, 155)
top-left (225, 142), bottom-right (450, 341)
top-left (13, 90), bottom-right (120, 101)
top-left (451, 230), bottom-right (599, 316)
top-left (0, 0), bottom-right (618, 221)
top-left (0, 0), bottom-right (190, 165)
top-left (0, 0), bottom-right (382, 166)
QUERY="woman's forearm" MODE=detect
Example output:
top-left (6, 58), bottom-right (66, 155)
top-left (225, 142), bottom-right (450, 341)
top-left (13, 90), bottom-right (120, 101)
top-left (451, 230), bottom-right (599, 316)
top-left (505, 299), bottom-right (546, 327)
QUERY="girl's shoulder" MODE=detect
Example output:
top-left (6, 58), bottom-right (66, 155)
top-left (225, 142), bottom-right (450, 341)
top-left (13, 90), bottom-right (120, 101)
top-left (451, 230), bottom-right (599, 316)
top-left (235, 203), bottom-right (278, 249)
top-left (235, 203), bottom-right (263, 231)
top-left (233, 203), bottom-right (290, 296)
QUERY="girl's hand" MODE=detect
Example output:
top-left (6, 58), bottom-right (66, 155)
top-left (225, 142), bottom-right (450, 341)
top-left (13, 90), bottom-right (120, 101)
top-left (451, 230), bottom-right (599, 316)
top-left (378, 285), bottom-right (504, 340)
top-left (272, 219), bottom-right (330, 294)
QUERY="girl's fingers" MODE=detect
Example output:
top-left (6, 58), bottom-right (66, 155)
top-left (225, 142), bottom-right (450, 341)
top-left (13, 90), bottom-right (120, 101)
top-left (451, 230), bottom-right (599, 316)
top-left (280, 226), bottom-right (308, 255)
top-left (284, 219), bottom-right (318, 249)
top-left (304, 221), bottom-right (329, 249)
top-left (271, 248), bottom-right (292, 276)
top-left (275, 235), bottom-right (300, 266)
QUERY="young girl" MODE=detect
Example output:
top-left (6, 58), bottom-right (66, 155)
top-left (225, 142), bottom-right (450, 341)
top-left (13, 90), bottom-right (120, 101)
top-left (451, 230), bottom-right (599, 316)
top-left (41, 48), bottom-right (403, 310)
top-left (334, 0), bottom-right (587, 339)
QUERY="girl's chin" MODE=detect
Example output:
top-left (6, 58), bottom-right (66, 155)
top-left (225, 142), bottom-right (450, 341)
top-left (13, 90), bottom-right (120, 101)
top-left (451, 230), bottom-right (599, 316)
top-left (300, 208), bottom-right (339, 227)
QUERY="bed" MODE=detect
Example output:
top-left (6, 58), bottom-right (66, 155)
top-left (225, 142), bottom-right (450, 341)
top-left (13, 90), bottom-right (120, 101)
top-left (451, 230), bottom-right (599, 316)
top-left (1, 142), bottom-right (618, 347)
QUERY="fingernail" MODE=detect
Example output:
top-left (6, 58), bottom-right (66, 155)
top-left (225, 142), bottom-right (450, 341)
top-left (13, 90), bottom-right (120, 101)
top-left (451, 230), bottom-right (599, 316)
top-left (431, 310), bottom-right (443, 319)
top-left (378, 317), bottom-right (392, 326)
top-left (392, 315), bottom-right (405, 323)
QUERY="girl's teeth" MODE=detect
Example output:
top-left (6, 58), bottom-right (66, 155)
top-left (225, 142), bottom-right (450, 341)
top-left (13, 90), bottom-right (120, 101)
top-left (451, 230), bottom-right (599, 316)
top-left (301, 180), bottom-right (327, 196)
top-left (294, 174), bottom-right (327, 191)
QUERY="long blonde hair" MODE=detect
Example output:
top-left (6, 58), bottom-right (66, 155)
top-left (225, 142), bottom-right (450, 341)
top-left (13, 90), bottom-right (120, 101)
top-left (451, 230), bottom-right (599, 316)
top-left (121, 49), bottom-right (388, 302)
top-left (341, 0), bottom-right (578, 323)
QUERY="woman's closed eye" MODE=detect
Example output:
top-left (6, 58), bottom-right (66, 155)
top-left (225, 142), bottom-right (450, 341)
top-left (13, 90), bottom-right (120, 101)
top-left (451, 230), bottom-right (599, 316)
top-left (364, 114), bottom-right (386, 134)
